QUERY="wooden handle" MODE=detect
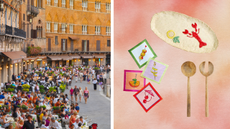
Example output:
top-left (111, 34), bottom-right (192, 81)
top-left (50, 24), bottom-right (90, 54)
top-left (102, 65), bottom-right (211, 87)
top-left (187, 77), bottom-right (191, 117)
top-left (205, 76), bottom-right (209, 117)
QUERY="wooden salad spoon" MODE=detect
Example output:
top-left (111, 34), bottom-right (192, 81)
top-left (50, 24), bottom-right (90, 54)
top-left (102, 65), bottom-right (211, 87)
top-left (181, 61), bottom-right (196, 117)
top-left (199, 61), bottom-right (214, 117)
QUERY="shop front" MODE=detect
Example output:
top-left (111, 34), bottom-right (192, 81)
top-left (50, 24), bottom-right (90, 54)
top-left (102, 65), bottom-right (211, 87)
top-left (81, 55), bottom-right (94, 66)
top-left (36, 56), bottom-right (47, 68)
top-left (48, 55), bottom-right (73, 67)
top-left (70, 55), bottom-right (81, 66)
top-left (94, 54), bottom-right (106, 67)
top-left (1, 51), bottom-right (26, 83)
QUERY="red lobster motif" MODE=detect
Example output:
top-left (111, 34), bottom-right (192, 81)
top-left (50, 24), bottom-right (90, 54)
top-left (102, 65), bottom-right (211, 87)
top-left (182, 23), bottom-right (207, 48)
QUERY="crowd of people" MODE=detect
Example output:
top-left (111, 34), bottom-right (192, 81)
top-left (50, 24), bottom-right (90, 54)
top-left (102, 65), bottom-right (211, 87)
top-left (0, 64), bottom-right (110, 129)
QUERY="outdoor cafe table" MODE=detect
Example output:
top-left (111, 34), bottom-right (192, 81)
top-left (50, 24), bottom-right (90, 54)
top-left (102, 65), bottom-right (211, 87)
top-left (6, 117), bottom-right (14, 123)
top-left (80, 126), bottom-right (89, 129)
top-left (21, 98), bottom-right (27, 101)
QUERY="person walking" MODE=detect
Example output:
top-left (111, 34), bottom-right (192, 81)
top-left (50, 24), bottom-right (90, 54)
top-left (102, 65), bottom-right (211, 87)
top-left (84, 87), bottom-right (89, 104)
top-left (74, 86), bottom-right (79, 103)
top-left (12, 73), bottom-right (16, 82)
top-left (78, 87), bottom-right (83, 102)
top-left (80, 71), bottom-right (83, 83)
top-left (70, 87), bottom-right (74, 103)
top-left (92, 78), bottom-right (97, 90)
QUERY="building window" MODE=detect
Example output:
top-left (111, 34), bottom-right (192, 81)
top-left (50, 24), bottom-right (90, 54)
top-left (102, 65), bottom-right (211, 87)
top-left (70, 0), bottom-right (73, 9)
top-left (69, 24), bottom-right (73, 34)
top-left (27, 24), bottom-right (29, 38)
top-left (106, 26), bottom-right (110, 36)
top-left (47, 0), bottom-right (51, 5)
top-left (63, 39), bottom-right (66, 51)
top-left (95, 2), bottom-right (101, 12)
top-left (62, 24), bottom-right (66, 33)
top-left (54, 23), bottom-right (58, 33)
top-left (106, 3), bottom-right (111, 12)
top-left (54, 0), bottom-right (58, 6)
top-left (5, 8), bottom-right (7, 25)
top-left (15, 14), bottom-right (17, 28)
top-left (107, 40), bottom-right (110, 47)
top-left (82, 0), bottom-right (88, 11)
top-left (27, 15), bottom-right (30, 22)
top-left (47, 22), bottom-right (51, 32)
top-left (37, 26), bottom-right (42, 38)
top-left (62, 0), bottom-right (66, 7)
top-left (82, 25), bottom-right (87, 35)
top-left (37, 0), bottom-right (42, 7)
top-left (23, 22), bottom-right (25, 31)
top-left (23, 14), bottom-right (25, 21)
top-left (95, 26), bottom-right (100, 35)
top-left (83, 40), bottom-right (87, 51)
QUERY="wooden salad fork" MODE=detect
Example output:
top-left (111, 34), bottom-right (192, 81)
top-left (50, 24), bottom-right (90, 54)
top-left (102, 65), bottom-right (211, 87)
top-left (199, 61), bottom-right (214, 117)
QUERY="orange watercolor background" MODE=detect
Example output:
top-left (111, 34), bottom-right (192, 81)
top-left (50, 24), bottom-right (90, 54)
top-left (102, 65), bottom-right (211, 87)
top-left (125, 71), bottom-right (145, 91)
top-left (114, 0), bottom-right (230, 128)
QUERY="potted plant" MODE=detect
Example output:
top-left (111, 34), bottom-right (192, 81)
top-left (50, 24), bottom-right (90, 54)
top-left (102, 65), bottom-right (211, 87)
top-left (60, 83), bottom-right (66, 93)
top-left (21, 105), bottom-right (29, 113)
top-left (35, 105), bottom-right (40, 113)
top-left (78, 67), bottom-right (83, 71)
top-left (22, 84), bottom-right (30, 92)
top-left (41, 105), bottom-right (46, 110)
top-left (39, 85), bottom-right (46, 94)
top-left (40, 89), bottom-right (45, 94)
top-left (53, 106), bottom-right (60, 113)
top-left (49, 87), bottom-right (56, 92)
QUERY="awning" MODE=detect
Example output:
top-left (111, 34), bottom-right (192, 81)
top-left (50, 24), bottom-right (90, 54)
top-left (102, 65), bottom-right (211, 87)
top-left (81, 55), bottom-right (93, 58)
top-left (24, 57), bottom-right (38, 61)
top-left (48, 56), bottom-right (62, 61)
top-left (37, 56), bottom-right (47, 60)
top-left (70, 55), bottom-right (81, 59)
top-left (2, 51), bottom-right (27, 64)
top-left (68, 36), bottom-right (79, 40)
top-left (94, 55), bottom-right (106, 59)
top-left (48, 55), bottom-right (73, 61)
top-left (59, 55), bottom-right (73, 60)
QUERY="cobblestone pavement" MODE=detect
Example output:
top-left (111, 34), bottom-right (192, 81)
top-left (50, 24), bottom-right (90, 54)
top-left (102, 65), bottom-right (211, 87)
top-left (64, 77), bottom-right (111, 129)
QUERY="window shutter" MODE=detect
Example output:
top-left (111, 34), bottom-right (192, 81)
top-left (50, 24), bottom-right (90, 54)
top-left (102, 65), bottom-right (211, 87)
top-left (48, 38), bottom-right (51, 51)
top-left (82, 40), bottom-right (84, 51)
top-left (31, 29), bottom-right (34, 38)
top-left (55, 36), bottom-right (58, 45)
top-left (41, 27), bottom-right (43, 37)
top-left (65, 39), bottom-right (67, 51)
top-left (31, 29), bottom-right (37, 38)
top-left (87, 40), bottom-right (89, 51)
top-left (96, 40), bottom-right (100, 51)
top-left (107, 40), bottom-right (110, 47)
top-left (34, 30), bottom-right (37, 38)
top-left (61, 39), bottom-right (63, 51)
